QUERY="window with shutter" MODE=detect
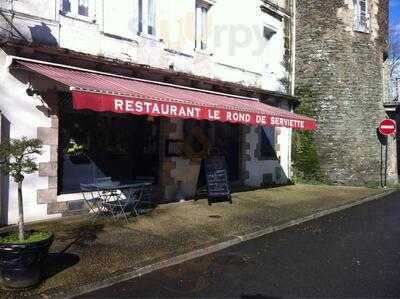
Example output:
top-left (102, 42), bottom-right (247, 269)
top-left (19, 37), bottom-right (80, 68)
top-left (78, 0), bottom-right (89, 17)
top-left (353, 0), bottom-right (370, 33)
top-left (62, 0), bottom-right (71, 14)
top-left (138, 0), bottom-right (156, 37)
top-left (195, 1), bottom-right (212, 51)
top-left (61, 0), bottom-right (95, 21)
top-left (148, 0), bottom-right (156, 35)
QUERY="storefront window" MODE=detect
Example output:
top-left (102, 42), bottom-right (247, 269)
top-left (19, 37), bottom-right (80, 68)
top-left (260, 126), bottom-right (277, 160)
top-left (59, 112), bottom-right (160, 194)
top-left (184, 120), bottom-right (240, 184)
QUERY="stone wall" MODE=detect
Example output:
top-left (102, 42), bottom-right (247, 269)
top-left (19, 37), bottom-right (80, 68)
top-left (295, 0), bottom-right (393, 184)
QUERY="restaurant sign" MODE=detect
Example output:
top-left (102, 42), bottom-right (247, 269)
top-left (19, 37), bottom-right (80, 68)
top-left (72, 91), bottom-right (316, 130)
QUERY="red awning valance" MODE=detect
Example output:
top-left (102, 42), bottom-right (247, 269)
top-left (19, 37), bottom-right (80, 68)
top-left (16, 60), bottom-right (317, 130)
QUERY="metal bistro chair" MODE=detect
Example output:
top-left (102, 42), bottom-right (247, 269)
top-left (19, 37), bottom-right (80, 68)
top-left (134, 177), bottom-right (155, 208)
top-left (94, 176), bottom-right (122, 203)
top-left (80, 177), bottom-right (116, 222)
top-left (100, 192), bottom-right (127, 223)
top-left (121, 177), bottom-right (155, 213)
top-left (94, 178), bottom-right (135, 223)
top-left (80, 183), bottom-right (105, 222)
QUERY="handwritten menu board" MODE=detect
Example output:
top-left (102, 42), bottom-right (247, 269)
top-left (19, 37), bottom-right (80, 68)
top-left (205, 156), bottom-right (231, 200)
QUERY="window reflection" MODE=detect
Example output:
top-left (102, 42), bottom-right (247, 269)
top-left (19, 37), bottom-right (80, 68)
top-left (62, 0), bottom-right (71, 13)
top-left (78, 0), bottom-right (89, 17)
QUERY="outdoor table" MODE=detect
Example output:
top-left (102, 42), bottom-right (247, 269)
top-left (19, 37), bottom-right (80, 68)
top-left (84, 181), bottom-right (152, 222)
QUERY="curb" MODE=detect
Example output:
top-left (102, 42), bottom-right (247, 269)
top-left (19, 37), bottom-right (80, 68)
top-left (44, 189), bottom-right (396, 299)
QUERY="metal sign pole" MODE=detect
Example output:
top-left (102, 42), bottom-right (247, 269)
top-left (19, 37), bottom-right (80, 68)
top-left (385, 140), bottom-right (388, 188)
top-left (381, 142), bottom-right (384, 188)
top-left (378, 119), bottom-right (396, 188)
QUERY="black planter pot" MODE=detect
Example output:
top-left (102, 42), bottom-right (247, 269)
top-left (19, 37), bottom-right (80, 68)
top-left (0, 232), bottom-right (54, 289)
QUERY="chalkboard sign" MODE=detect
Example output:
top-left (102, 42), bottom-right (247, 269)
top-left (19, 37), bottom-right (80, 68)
top-left (205, 156), bottom-right (232, 203)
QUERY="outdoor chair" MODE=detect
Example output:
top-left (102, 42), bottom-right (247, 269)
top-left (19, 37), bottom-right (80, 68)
top-left (80, 183), bottom-right (105, 222)
top-left (94, 177), bottom-right (120, 201)
top-left (100, 193), bottom-right (132, 223)
top-left (132, 177), bottom-right (155, 207)
top-left (93, 178), bottom-right (141, 223)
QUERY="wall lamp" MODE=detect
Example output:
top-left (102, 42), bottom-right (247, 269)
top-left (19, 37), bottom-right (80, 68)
top-left (26, 85), bottom-right (40, 97)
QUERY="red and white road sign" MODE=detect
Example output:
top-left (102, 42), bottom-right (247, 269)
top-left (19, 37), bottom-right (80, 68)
top-left (379, 119), bottom-right (397, 136)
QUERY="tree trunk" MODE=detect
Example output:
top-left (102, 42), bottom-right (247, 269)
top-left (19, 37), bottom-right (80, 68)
top-left (17, 181), bottom-right (24, 241)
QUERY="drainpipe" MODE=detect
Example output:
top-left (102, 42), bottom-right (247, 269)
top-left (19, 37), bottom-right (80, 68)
top-left (288, 0), bottom-right (296, 179)
top-left (290, 0), bottom-right (296, 96)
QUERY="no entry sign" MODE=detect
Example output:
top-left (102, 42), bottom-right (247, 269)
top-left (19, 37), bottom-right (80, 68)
top-left (379, 119), bottom-right (397, 136)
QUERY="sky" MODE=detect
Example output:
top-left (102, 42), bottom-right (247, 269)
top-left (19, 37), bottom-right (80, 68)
top-left (390, 0), bottom-right (400, 59)
top-left (391, 0), bottom-right (400, 30)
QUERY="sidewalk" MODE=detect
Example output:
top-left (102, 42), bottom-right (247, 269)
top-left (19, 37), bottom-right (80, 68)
top-left (0, 184), bottom-right (394, 298)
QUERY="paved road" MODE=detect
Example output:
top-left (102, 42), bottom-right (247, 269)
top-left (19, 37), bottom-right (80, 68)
top-left (78, 192), bottom-right (400, 298)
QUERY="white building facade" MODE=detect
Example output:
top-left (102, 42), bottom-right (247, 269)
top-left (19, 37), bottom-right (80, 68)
top-left (0, 0), bottom-right (314, 224)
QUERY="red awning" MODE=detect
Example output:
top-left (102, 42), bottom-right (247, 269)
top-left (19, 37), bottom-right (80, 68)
top-left (16, 60), bottom-right (317, 130)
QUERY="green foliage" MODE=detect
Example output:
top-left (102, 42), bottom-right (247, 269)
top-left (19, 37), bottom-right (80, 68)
top-left (292, 85), bottom-right (326, 184)
top-left (364, 180), bottom-right (382, 189)
top-left (278, 77), bottom-right (290, 93)
top-left (0, 231), bottom-right (50, 244)
top-left (0, 137), bottom-right (43, 183)
top-left (66, 141), bottom-right (85, 156)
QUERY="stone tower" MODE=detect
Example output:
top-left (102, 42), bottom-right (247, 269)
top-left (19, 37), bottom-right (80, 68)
top-left (295, 0), bottom-right (395, 184)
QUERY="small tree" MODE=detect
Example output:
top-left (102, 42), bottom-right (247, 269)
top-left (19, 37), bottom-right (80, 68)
top-left (0, 137), bottom-right (43, 241)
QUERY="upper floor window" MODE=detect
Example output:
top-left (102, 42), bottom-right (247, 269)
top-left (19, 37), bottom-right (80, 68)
top-left (195, 1), bottom-right (211, 51)
top-left (353, 0), bottom-right (370, 33)
top-left (138, 0), bottom-right (156, 36)
top-left (78, 0), bottom-right (89, 17)
top-left (262, 0), bottom-right (287, 9)
top-left (61, 0), bottom-right (94, 21)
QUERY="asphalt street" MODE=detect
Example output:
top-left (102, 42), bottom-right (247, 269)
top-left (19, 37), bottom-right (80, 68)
top-left (78, 191), bottom-right (400, 298)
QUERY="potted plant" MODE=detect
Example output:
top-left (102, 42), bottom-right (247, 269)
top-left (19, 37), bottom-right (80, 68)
top-left (66, 139), bottom-right (89, 164)
top-left (0, 137), bottom-right (54, 289)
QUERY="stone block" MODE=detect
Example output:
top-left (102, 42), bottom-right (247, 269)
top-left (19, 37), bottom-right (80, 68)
top-left (50, 145), bottom-right (58, 161)
top-left (39, 162), bottom-right (57, 177)
top-left (67, 200), bottom-right (85, 211)
top-left (51, 115), bottom-right (59, 128)
top-left (262, 173), bottom-right (273, 186)
top-left (37, 127), bottom-right (58, 146)
top-left (37, 188), bottom-right (57, 204)
top-left (47, 202), bottom-right (67, 215)
top-left (48, 176), bottom-right (58, 188)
